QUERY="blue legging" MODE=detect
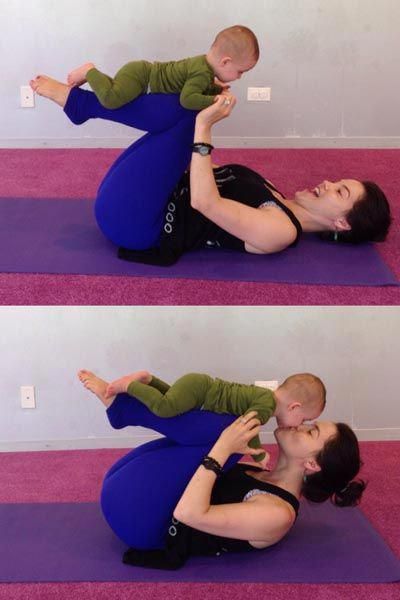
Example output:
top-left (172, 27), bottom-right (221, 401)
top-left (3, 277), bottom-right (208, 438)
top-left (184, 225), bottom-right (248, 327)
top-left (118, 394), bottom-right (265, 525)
top-left (63, 88), bottom-right (197, 249)
top-left (101, 394), bottom-right (239, 549)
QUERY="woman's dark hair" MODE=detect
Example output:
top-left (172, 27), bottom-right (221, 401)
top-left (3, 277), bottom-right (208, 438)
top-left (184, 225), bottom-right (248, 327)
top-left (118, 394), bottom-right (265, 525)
top-left (320, 180), bottom-right (392, 244)
top-left (302, 423), bottom-right (367, 507)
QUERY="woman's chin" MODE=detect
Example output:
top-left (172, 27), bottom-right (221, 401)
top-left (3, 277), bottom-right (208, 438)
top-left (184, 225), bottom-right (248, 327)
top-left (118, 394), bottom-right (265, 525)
top-left (274, 427), bottom-right (286, 441)
top-left (294, 189), bottom-right (314, 204)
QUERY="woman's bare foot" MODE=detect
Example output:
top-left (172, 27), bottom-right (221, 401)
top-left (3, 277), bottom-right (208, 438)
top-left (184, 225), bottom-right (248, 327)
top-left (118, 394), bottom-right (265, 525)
top-left (106, 370), bottom-right (151, 398)
top-left (67, 62), bottom-right (95, 87)
top-left (29, 75), bottom-right (70, 108)
top-left (78, 369), bottom-right (115, 408)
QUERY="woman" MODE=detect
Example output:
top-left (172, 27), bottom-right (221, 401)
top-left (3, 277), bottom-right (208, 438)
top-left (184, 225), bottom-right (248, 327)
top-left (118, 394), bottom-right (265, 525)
top-left (78, 369), bottom-right (365, 569)
top-left (30, 76), bottom-right (391, 266)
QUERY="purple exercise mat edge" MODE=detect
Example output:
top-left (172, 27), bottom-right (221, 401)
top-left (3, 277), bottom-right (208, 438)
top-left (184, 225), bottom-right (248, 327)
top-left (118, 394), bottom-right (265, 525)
top-left (1, 501), bottom-right (399, 584)
top-left (0, 197), bottom-right (398, 286)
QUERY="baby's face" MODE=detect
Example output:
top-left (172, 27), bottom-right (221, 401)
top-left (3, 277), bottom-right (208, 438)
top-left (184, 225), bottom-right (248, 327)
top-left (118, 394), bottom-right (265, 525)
top-left (277, 406), bottom-right (322, 428)
top-left (216, 56), bottom-right (257, 83)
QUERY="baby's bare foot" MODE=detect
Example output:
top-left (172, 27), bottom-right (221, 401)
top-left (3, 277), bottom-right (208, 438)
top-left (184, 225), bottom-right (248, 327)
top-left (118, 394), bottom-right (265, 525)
top-left (78, 369), bottom-right (115, 408)
top-left (106, 375), bottom-right (137, 398)
top-left (29, 75), bottom-right (70, 108)
top-left (106, 371), bottom-right (151, 398)
top-left (67, 62), bottom-right (95, 87)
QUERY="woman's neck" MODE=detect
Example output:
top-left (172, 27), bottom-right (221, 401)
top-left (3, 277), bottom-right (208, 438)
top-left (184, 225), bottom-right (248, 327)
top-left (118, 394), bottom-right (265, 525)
top-left (281, 198), bottom-right (331, 234)
top-left (256, 454), bottom-right (304, 498)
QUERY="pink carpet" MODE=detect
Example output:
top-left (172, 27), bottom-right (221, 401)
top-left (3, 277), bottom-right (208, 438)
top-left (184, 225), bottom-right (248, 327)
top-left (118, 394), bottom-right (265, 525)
top-left (0, 441), bottom-right (399, 598)
top-left (0, 148), bottom-right (399, 305)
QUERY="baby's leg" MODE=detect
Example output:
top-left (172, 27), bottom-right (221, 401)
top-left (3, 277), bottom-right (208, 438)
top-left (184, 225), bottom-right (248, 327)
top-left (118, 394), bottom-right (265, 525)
top-left (108, 373), bottom-right (211, 417)
top-left (85, 61), bottom-right (151, 109)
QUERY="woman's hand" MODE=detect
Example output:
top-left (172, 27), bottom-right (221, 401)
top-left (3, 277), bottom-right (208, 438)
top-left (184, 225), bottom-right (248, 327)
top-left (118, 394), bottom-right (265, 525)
top-left (196, 93), bottom-right (237, 129)
top-left (215, 411), bottom-right (262, 456)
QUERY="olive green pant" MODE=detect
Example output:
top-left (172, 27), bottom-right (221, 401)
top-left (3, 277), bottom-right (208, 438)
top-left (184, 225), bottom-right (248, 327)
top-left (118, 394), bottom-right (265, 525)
top-left (86, 60), bottom-right (152, 109)
top-left (127, 374), bottom-right (214, 417)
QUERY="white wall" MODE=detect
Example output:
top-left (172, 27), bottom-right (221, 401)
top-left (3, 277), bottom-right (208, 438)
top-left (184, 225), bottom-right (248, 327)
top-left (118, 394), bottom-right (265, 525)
top-left (2, 0), bottom-right (399, 148)
top-left (1, 306), bottom-right (398, 451)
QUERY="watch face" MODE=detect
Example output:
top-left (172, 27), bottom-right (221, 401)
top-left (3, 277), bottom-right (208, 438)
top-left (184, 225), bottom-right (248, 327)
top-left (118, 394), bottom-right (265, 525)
top-left (199, 146), bottom-right (209, 156)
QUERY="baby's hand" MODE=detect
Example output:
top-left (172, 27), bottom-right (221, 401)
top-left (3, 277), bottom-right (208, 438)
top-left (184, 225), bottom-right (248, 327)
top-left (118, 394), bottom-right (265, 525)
top-left (256, 452), bottom-right (271, 470)
top-left (214, 76), bottom-right (231, 91)
top-left (213, 91), bottom-right (232, 103)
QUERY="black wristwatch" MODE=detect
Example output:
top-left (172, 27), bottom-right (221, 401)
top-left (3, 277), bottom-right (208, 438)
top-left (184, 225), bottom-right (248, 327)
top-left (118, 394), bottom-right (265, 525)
top-left (192, 142), bottom-right (214, 156)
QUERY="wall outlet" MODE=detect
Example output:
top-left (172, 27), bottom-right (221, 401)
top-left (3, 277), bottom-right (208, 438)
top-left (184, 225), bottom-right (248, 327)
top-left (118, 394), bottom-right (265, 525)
top-left (254, 380), bottom-right (278, 390)
top-left (21, 385), bottom-right (36, 408)
top-left (20, 85), bottom-right (35, 108)
top-left (247, 87), bottom-right (271, 102)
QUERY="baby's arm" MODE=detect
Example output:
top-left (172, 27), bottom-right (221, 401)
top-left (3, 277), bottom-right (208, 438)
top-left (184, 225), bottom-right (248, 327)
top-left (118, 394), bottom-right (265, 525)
top-left (247, 433), bottom-right (267, 463)
top-left (243, 388), bottom-right (276, 465)
top-left (180, 72), bottom-right (219, 110)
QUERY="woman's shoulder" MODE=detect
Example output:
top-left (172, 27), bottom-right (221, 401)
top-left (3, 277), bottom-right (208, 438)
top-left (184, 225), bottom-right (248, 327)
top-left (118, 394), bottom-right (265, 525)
top-left (246, 494), bottom-right (297, 548)
top-left (244, 208), bottom-right (299, 254)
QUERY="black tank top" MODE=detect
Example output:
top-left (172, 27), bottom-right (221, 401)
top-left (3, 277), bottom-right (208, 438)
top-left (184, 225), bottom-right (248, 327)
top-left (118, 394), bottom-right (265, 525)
top-left (123, 463), bottom-right (299, 570)
top-left (118, 164), bottom-right (303, 266)
top-left (173, 463), bottom-right (299, 557)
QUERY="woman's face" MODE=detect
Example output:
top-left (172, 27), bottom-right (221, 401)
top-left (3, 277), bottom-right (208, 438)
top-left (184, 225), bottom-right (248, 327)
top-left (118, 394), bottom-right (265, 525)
top-left (294, 179), bottom-right (365, 231)
top-left (274, 421), bottom-right (337, 461)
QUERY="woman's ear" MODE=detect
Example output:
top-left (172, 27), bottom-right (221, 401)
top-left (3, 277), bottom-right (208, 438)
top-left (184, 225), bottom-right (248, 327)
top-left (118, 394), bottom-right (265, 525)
top-left (334, 217), bottom-right (352, 232)
top-left (304, 458), bottom-right (321, 474)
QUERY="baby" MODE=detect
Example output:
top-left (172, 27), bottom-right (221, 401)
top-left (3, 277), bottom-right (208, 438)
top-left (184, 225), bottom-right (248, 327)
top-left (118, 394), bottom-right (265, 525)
top-left (105, 371), bottom-right (326, 468)
top-left (67, 25), bottom-right (259, 110)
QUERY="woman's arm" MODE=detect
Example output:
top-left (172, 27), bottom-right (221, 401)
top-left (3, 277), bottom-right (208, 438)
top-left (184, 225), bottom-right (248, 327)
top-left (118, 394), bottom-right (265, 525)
top-left (190, 97), bottom-right (297, 254)
top-left (173, 413), bottom-right (294, 544)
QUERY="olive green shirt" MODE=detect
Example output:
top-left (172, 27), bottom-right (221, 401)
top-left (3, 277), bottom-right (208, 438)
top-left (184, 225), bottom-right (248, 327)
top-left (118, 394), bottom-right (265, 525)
top-left (86, 55), bottom-right (221, 110)
top-left (149, 55), bottom-right (221, 109)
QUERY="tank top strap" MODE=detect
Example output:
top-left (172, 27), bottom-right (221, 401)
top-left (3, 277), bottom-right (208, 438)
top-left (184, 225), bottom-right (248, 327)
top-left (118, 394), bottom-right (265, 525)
top-left (218, 164), bottom-right (303, 247)
top-left (236, 464), bottom-right (300, 516)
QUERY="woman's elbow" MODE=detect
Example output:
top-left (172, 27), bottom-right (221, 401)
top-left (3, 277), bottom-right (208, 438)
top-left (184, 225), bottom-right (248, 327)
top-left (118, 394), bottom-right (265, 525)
top-left (190, 194), bottom-right (217, 214)
top-left (190, 195), bottom-right (202, 212)
top-left (190, 194), bottom-right (207, 213)
top-left (173, 505), bottom-right (193, 524)
top-left (173, 505), bottom-right (204, 527)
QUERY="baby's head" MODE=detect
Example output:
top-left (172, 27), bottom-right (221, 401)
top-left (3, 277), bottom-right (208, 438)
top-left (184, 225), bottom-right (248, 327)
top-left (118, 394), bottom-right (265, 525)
top-left (274, 373), bottom-right (326, 428)
top-left (207, 25), bottom-right (259, 83)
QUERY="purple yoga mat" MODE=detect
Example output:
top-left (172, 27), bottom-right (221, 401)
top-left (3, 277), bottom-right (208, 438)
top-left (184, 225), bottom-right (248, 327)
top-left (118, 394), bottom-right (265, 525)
top-left (0, 197), bottom-right (398, 286)
top-left (1, 501), bottom-right (399, 583)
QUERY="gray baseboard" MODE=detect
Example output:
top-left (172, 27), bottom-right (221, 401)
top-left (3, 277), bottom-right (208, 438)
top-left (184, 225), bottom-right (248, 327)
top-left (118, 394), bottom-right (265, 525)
top-left (1, 428), bottom-right (399, 452)
top-left (1, 137), bottom-right (400, 149)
